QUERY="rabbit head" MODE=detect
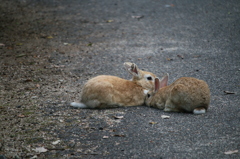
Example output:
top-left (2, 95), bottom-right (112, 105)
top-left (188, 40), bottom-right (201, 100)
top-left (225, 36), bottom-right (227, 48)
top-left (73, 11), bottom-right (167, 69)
top-left (124, 62), bottom-right (156, 91)
top-left (145, 74), bottom-right (169, 109)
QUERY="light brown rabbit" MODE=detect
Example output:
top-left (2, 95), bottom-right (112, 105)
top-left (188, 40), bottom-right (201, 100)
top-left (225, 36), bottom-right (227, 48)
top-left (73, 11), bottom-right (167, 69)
top-left (70, 62), bottom-right (156, 108)
top-left (145, 74), bottom-right (210, 114)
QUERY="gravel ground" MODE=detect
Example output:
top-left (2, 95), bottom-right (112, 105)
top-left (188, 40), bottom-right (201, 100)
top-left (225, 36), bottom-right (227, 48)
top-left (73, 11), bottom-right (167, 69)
top-left (0, 0), bottom-right (239, 158)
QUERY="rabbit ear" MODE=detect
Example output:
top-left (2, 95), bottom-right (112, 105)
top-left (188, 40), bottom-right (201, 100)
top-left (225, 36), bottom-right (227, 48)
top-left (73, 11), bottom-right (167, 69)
top-left (124, 62), bottom-right (140, 77)
top-left (154, 78), bottom-right (160, 92)
top-left (159, 73), bottom-right (169, 88)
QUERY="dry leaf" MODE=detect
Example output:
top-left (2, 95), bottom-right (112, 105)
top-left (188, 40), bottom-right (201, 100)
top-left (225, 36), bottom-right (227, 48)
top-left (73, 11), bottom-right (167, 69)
top-left (16, 43), bottom-right (23, 46)
top-left (33, 147), bottom-right (48, 153)
top-left (177, 54), bottom-right (184, 59)
top-left (24, 79), bottom-right (33, 82)
top-left (114, 134), bottom-right (125, 137)
top-left (16, 53), bottom-right (27, 58)
top-left (50, 65), bottom-right (65, 68)
top-left (106, 20), bottom-right (113, 23)
top-left (224, 91), bottom-right (235, 94)
top-left (161, 115), bottom-right (170, 119)
top-left (113, 115), bottom-right (124, 119)
top-left (87, 42), bottom-right (92, 46)
top-left (149, 122), bottom-right (157, 124)
top-left (30, 155), bottom-right (38, 159)
top-left (193, 55), bottom-right (201, 58)
top-left (109, 129), bottom-right (116, 132)
top-left (131, 15), bottom-right (144, 20)
top-left (47, 36), bottom-right (53, 39)
top-left (103, 136), bottom-right (109, 139)
top-left (164, 4), bottom-right (174, 8)
top-left (224, 150), bottom-right (238, 155)
top-left (52, 140), bottom-right (61, 145)
top-left (18, 114), bottom-right (25, 118)
top-left (25, 87), bottom-right (35, 90)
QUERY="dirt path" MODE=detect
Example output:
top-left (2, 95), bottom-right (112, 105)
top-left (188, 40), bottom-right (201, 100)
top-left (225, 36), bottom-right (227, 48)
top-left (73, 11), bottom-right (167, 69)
top-left (1, 0), bottom-right (239, 158)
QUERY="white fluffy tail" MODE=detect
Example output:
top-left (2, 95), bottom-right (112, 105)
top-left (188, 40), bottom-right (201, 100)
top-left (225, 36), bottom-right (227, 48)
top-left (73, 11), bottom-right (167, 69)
top-left (70, 102), bottom-right (87, 108)
top-left (193, 108), bottom-right (206, 115)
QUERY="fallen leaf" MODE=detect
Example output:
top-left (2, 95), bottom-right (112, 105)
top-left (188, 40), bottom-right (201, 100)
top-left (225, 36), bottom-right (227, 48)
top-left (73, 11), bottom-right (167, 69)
top-left (33, 147), bottom-right (48, 153)
top-left (131, 15), bottom-right (144, 20)
top-left (25, 87), bottom-right (35, 90)
top-left (16, 53), bottom-right (27, 58)
top-left (224, 91), bottom-right (235, 94)
top-left (24, 79), bottom-right (33, 83)
top-left (16, 43), bottom-right (23, 46)
top-left (18, 114), bottom-right (25, 118)
top-left (103, 136), bottom-right (109, 139)
top-left (50, 65), bottom-right (65, 68)
top-left (164, 4), bottom-right (174, 8)
top-left (52, 140), bottom-right (61, 145)
top-left (113, 115), bottom-right (124, 119)
top-left (224, 150), bottom-right (238, 155)
top-left (106, 20), bottom-right (113, 23)
top-left (30, 155), bottom-right (38, 159)
top-left (193, 55), bottom-right (201, 58)
top-left (87, 42), bottom-right (92, 46)
top-left (177, 54), bottom-right (184, 59)
top-left (161, 115), bottom-right (170, 119)
top-left (47, 36), bottom-right (53, 39)
top-left (109, 129), bottom-right (116, 132)
top-left (149, 122), bottom-right (157, 124)
top-left (114, 134), bottom-right (125, 137)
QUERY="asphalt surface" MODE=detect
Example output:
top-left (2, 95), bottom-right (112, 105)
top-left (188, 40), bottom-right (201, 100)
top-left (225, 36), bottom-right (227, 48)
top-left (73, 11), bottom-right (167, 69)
top-left (2, 0), bottom-right (240, 158)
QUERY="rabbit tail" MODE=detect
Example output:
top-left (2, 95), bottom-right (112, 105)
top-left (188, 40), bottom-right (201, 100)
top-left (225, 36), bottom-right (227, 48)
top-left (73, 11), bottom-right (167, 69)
top-left (193, 107), bottom-right (207, 115)
top-left (70, 102), bottom-right (87, 108)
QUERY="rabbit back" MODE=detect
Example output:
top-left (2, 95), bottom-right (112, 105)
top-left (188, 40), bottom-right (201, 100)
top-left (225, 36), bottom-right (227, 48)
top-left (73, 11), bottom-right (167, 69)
top-left (81, 75), bottom-right (146, 108)
top-left (164, 77), bottom-right (210, 113)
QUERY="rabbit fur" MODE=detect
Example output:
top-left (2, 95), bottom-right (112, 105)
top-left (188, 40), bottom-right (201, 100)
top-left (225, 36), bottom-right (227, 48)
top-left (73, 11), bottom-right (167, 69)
top-left (145, 74), bottom-right (210, 114)
top-left (71, 62), bottom-right (156, 109)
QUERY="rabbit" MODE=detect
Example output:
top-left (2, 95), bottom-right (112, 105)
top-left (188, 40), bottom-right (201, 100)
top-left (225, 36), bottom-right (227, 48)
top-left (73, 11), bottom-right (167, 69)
top-left (145, 74), bottom-right (210, 114)
top-left (70, 62), bottom-right (157, 109)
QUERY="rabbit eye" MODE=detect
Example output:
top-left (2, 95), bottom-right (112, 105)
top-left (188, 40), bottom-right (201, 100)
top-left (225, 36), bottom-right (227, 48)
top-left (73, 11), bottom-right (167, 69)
top-left (147, 94), bottom-right (151, 98)
top-left (147, 77), bottom-right (152, 80)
